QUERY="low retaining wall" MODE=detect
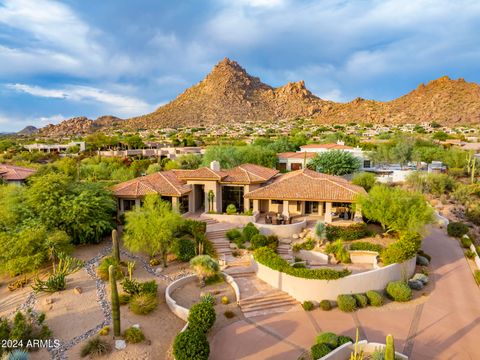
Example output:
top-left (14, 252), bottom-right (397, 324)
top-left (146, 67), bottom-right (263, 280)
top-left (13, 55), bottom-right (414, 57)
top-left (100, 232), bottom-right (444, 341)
top-left (348, 250), bottom-right (379, 267)
top-left (255, 219), bottom-right (307, 238)
top-left (252, 257), bottom-right (416, 302)
top-left (165, 272), bottom-right (241, 323)
top-left (201, 212), bottom-right (258, 225)
top-left (295, 250), bottom-right (329, 265)
top-left (469, 243), bottom-right (480, 270)
top-left (319, 340), bottom-right (408, 360)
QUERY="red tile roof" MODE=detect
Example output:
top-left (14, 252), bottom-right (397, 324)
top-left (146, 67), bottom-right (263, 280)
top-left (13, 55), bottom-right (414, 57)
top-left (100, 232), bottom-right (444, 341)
top-left (0, 164), bottom-right (36, 181)
top-left (277, 152), bottom-right (316, 160)
top-left (221, 164), bottom-right (279, 183)
top-left (244, 168), bottom-right (366, 202)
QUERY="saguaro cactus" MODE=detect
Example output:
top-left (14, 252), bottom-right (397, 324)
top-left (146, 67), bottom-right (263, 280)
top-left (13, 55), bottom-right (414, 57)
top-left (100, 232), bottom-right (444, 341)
top-left (109, 265), bottom-right (121, 337)
top-left (112, 229), bottom-right (120, 263)
top-left (385, 334), bottom-right (395, 360)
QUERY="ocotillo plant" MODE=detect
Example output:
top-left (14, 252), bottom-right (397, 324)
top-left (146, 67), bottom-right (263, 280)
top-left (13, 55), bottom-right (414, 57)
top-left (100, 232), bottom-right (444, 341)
top-left (385, 334), bottom-right (395, 360)
top-left (109, 265), bottom-right (121, 337)
top-left (112, 229), bottom-right (120, 262)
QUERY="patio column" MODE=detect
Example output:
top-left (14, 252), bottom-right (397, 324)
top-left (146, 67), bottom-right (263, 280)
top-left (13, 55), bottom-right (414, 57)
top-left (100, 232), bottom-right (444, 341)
top-left (135, 199), bottom-right (141, 208)
top-left (318, 201), bottom-right (324, 216)
top-left (354, 203), bottom-right (362, 222)
top-left (282, 200), bottom-right (289, 217)
top-left (253, 199), bottom-right (259, 213)
top-left (171, 197), bottom-right (179, 213)
top-left (325, 202), bottom-right (333, 223)
top-left (120, 199), bottom-right (125, 213)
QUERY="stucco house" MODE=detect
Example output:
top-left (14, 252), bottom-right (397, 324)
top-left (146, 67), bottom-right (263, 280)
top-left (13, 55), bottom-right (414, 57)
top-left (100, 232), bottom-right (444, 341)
top-left (0, 164), bottom-right (36, 185)
top-left (277, 141), bottom-right (372, 172)
top-left (112, 161), bottom-right (366, 223)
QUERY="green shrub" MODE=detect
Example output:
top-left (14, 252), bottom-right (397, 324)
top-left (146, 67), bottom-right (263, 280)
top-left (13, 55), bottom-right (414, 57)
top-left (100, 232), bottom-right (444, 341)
top-left (337, 294), bottom-right (357, 312)
top-left (119, 294), bottom-right (130, 305)
top-left (466, 202), bottom-right (480, 225)
top-left (311, 343), bottom-right (332, 359)
top-left (302, 301), bottom-right (314, 311)
top-left (173, 329), bottom-right (210, 360)
top-left (149, 258), bottom-right (161, 266)
top-left (292, 238), bottom-right (315, 252)
top-left (250, 234), bottom-right (268, 249)
top-left (140, 280), bottom-right (158, 295)
top-left (381, 233), bottom-right (421, 265)
top-left (226, 229), bottom-right (242, 241)
top-left (97, 256), bottom-right (123, 281)
top-left (447, 222), bottom-right (469, 238)
top-left (188, 301), bottom-right (216, 333)
top-left (80, 336), bottom-right (111, 358)
top-left (386, 281), bottom-right (412, 302)
top-left (98, 326), bottom-right (110, 336)
top-left (476, 246), bottom-right (480, 256)
top-left (316, 332), bottom-right (338, 348)
top-left (319, 300), bottom-right (332, 311)
top-left (200, 293), bottom-right (216, 306)
top-left (129, 293), bottom-right (158, 315)
top-left (190, 255), bottom-right (220, 283)
top-left (465, 249), bottom-right (476, 259)
top-left (474, 270), bottom-right (480, 285)
top-left (326, 223), bottom-right (372, 241)
top-left (226, 204), bottom-right (237, 214)
top-left (352, 172), bottom-right (377, 192)
top-left (353, 293), bottom-right (368, 308)
top-left (350, 242), bottom-right (383, 253)
top-left (366, 290), bottom-right (384, 306)
top-left (121, 278), bottom-right (141, 295)
top-left (325, 240), bottom-right (350, 263)
top-left (461, 236), bottom-right (472, 249)
top-left (172, 237), bottom-right (196, 262)
top-left (124, 327), bottom-right (145, 343)
top-left (338, 335), bottom-right (354, 345)
top-left (254, 247), bottom-right (350, 280)
top-left (242, 222), bottom-right (259, 242)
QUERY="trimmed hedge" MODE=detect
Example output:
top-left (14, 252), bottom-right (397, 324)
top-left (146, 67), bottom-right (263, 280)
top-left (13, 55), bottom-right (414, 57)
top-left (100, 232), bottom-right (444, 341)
top-left (338, 335), bottom-right (354, 345)
top-left (254, 247), bottom-right (350, 280)
top-left (461, 236), bottom-right (472, 249)
top-left (311, 343), bottom-right (332, 359)
top-left (353, 293), bottom-right (368, 308)
top-left (366, 290), bottom-right (384, 306)
top-left (386, 281), bottom-right (412, 302)
top-left (337, 294), bottom-right (357, 312)
top-left (326, 223), bottom-right (372, 241)
top-left (447, 222), bottom-right (469, 238)
top-left (187, 301), bottom-right (216, 333)
top-left (349, 241), bottom-right (383, 253)
top-left (316, 332), bottom-right (338, 348)
top-left (302, 301), bottom-right (314, 311)
top-left (242, 222), bottom-right (259, 242)
top-left (381, 233), bottom-right (421, 265)
top-left (319, 300), bottom-right (332, 311)
top-left (173, 329), bottom-right (210, 360)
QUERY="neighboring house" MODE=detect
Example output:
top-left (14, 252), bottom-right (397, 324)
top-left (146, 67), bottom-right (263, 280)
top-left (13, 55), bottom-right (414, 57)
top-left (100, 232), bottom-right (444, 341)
top-left (112, 162), bottom-right (365, 223)
top-left (97, 146), bottom-right (203, 159)
top-left (25, 141), bottom-right (86, 153)
top-left (277, 141), bottom-right (372, 172)
top-left (0, 164), bottom-right (36, 185)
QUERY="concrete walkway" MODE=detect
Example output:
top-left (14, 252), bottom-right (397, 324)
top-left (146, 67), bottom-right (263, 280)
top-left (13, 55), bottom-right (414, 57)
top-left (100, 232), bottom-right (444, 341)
top-left (210, 226), bottom-right (480, 359)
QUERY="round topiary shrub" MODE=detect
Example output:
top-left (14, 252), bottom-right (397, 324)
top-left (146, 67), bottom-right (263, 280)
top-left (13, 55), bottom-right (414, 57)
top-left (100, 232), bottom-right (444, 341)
top-left (311, 343), bottom-right (332, 359)
top-left (242, 223), bottom-right (259, 242)
top-left (302, 300), bottom-right (314, 311)
top-left (353, 293), bottom-right (368, 308)
top-left (226, 204), bottom-right (237, 215)
top-left (316, 332), bottom-right (338, 348)
top-left (461, 236), bottom-right (473, 249)
top-left (337, 294), bottom-right (357, 312)
top-left (172, 237), bottom-right (196, 262)
top-left (123, 327), bottom-right (145, 343)
top-left (250, 234), bottom-right (268, 249)
top-left (226, 228), bottom-right (242, 241)
top-left (173, 328), bottom-right (210, 360)
top-left (319, 300), bottom-right (332, 311)
top-left (386, 281), bottom-right (412, 302)
top-left (447, 222), bottom-right (469, 238)
top-left (337, 335), bottom-right (354, 346)
top-left (129, 293), bottom-right (158, 315)
top-left (187, 301), bottom-right (216, 333)
top-left (366, 290), bottom-right (384, 306)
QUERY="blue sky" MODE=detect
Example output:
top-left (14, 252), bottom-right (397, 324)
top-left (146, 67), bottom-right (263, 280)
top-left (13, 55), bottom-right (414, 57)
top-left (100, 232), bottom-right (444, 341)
top-left (1, 0), bottom-right (480, 132)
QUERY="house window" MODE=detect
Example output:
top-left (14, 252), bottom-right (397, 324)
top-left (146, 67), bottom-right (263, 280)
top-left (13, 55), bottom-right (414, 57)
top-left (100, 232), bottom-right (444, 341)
top-left (222, 186), bottom-right (244, 213)
top-left (179, 195), bottom-right (189, 214)
top-left (296, 202), bottom-right (301, 212)
top-left (271, 200), bottom-right (283, 205)
top-left (291, 162), bottom-right (302, 171)
top-left (123, 199), bottom-right (136, 211)
top-left (277, 163), bottom-right (287, 172)
top-left (363, 160), bottom-right (371, 168)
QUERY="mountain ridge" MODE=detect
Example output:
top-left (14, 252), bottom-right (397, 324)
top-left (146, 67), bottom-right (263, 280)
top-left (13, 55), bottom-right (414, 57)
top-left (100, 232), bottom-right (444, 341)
top-left (38, 58), bottom-right (480, 136)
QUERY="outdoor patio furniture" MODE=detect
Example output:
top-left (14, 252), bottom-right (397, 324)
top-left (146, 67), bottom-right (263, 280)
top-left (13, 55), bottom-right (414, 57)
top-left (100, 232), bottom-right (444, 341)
top-left (272, 217), bottom-right (279, 225)
top-left (265, 215), bottom-right (272, 224)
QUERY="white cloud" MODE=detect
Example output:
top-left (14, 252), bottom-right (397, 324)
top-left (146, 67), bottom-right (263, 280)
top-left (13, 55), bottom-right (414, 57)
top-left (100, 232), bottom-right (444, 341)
top-left (6, 83), bottom-right (154, 117)
top-left (37, 114), bottom-right (64, 124)
top-left (319, 88), bottom-right (344, 102)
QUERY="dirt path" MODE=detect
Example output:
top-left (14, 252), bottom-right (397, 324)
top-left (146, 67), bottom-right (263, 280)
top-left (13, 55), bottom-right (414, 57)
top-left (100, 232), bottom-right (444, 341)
top-left (210, 225), bottom-right (480, 360)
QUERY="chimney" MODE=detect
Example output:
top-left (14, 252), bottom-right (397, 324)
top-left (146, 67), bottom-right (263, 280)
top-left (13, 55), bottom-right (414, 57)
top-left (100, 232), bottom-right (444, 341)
top-left (210, 160), bottom-right (220, 171)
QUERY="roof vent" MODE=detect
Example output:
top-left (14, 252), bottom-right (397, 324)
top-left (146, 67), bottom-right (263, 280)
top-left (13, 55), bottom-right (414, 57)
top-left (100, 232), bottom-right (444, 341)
top-left (210, 160), bottom-right (220, 171)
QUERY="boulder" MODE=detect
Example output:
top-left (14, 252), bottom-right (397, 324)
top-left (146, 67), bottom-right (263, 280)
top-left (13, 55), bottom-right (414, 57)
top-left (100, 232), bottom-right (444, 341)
top-left (416, 255), bottom-right (430, 266)
top-left (73, 287), bottom-right (82, 294)
top-left (292, 234), bottom-right (299, 239)
top-left (155, 267), bottom-right (164, 275)
top-left (408, 279), bottom-right (424, 290)
top-left (132, 324), bottom-right (141, 329)
top-left (412, 273), bottom-right (429, 285)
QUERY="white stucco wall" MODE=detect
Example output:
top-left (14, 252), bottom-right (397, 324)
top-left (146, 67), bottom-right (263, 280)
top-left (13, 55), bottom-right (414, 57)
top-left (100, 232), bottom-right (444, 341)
top-left (255, 219), bottom-right (307, 237)
top-left (252, 257), bottom-right (416, 302)
top-left (295, 250), bottom-right (329, 265)
top-left (201, 212), bottom-right (258, 225)
top-left (318, 341), bottom-right (408, 360)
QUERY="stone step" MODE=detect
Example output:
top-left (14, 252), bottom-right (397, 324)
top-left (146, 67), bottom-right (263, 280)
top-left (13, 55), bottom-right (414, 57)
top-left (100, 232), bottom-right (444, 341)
top-left (242, 304), bottom-right (300, 318)
top-left (229, 272), bottom-right (255, 278)
top-left (240, 292), bottom-right (294, 306)
top-left (241, 298), bottom-right (298, 313)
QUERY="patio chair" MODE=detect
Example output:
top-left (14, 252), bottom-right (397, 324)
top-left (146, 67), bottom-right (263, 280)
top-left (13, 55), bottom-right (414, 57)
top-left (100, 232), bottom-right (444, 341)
top-left (265, 216), bottom-right (272, 224)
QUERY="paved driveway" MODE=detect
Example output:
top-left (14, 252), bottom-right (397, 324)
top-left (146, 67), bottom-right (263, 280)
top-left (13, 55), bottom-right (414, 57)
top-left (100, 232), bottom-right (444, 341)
top-left (210, 226), bottom-right (480, 359)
